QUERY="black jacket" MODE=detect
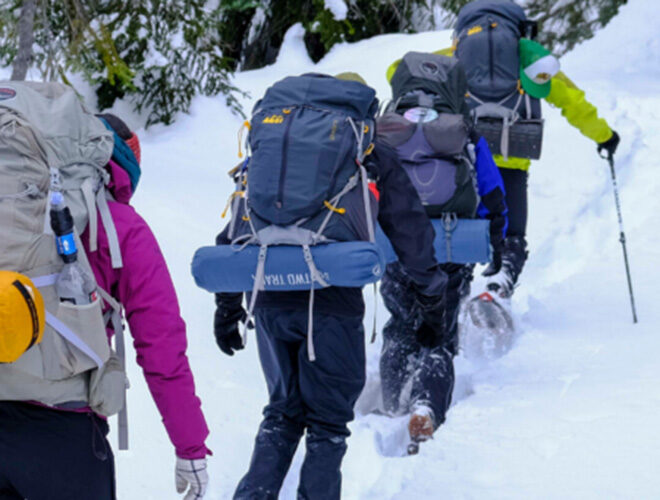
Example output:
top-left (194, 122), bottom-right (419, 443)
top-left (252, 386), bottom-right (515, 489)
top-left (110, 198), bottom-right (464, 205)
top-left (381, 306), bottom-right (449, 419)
top-left (216, 140), bottom-right (446, 317)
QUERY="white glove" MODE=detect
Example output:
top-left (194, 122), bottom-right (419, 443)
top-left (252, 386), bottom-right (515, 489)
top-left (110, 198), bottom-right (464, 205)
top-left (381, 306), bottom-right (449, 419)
top-left (175, 457), bottom-right (209, 499)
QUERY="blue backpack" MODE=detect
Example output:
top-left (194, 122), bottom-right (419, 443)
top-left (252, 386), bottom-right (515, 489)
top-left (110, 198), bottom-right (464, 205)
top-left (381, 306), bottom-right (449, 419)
top-left (193, 74), bottom-right (382, 360)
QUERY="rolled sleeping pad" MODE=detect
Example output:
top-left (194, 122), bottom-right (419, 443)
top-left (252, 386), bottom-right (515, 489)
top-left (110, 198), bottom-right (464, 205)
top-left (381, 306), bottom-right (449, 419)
top-left (376, 218), bottom-right (492, 264)
top-left (192, 241), bottom-right (386, 293)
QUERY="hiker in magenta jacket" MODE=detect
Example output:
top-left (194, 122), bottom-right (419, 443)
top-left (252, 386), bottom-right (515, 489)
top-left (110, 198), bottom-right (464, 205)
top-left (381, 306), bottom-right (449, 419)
top-left (85, 114), bottom-right (211, 498)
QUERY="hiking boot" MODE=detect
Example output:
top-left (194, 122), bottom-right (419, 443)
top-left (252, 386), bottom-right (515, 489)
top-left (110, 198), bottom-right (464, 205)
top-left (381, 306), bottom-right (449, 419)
top-left (408, 406), bottom-right (435, 443)
top-left (407, 406), bottom-right (435, 455)
top-left (486, 264), bottom-right (515, 298)
top-left (486, 236), bottom-right (528, 299)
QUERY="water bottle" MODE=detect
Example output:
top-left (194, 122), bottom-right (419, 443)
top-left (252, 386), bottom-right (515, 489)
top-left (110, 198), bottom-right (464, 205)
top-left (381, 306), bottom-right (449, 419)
top-left (50, 192), bottom-right (97, 305)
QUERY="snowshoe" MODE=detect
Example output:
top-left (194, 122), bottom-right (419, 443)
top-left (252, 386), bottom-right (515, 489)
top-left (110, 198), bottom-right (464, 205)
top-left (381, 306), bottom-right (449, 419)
top-left (460, 290), bottom-right (516, 360)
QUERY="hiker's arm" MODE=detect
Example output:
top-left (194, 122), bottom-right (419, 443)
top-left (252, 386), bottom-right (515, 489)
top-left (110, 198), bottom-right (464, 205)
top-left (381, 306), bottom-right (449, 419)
top-left (546, 71), bottom-right (613, 144)
top-left (214, 229), bottom-right (244, 317)
top-left (385, 47), bottom-right (455, 83)
top-left (474, 137), bottom-right (508, 249)
top-left (117, 208), bottom-right (210, 459)
top-left (372, 142), bottom-right (447, 297)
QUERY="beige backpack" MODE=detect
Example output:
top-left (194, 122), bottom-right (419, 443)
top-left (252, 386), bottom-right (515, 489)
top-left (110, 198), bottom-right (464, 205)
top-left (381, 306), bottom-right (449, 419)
top-left (0, 82), bottom-right (129, 448)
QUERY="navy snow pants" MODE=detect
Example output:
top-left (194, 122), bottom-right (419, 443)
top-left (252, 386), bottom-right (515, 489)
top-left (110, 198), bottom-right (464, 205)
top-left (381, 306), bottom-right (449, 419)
top-left (234, 308), bottom-right (365, 500)
top-left (0, 402), bottom-right (115, 500)
top-left (379, 262), bottom-right (471, 427)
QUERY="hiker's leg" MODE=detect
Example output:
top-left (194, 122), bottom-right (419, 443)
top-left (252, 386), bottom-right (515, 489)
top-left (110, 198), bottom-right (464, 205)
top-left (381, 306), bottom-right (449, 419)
top-left (0, 402), bottom-right (115, 500)
top-left (296, 312), bottom-right (366, 500)
top-left (499, 168), bottom-right (530, 284)
top-left (234, 309), bottom-right (305, 500)
top-left (379, 262), bottom-right (422, 415)
top-left (409, 264), bottom-right (467, 427)
top-left (499, 167), bottom-right (528, 239)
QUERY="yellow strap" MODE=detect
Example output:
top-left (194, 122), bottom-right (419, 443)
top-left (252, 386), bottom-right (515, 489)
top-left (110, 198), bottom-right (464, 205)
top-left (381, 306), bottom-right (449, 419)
top-left (221, 191), bottom-right (245, 219)
top-left (237, 121), bottom-right (251, 158)
top-left (364, 142), bottom-right (375, 157)
top-left (242, 215), bottom-right (250, 221)
top-left (324, 200), bottom-right (346, 215)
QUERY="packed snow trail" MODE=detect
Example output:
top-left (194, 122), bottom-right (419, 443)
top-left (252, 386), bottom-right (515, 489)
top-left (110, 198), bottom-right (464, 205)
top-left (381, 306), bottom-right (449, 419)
top-left (55, 0), bottom-right (656, 497)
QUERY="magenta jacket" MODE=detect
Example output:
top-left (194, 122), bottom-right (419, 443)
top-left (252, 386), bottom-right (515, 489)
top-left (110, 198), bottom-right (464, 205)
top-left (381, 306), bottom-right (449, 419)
top-left (82, 162), bottom-right (210, 459)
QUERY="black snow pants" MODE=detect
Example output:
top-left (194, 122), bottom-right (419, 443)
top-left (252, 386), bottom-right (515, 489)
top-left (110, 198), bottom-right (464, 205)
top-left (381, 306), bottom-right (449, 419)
top-left (0, 402), bottom-right (115, 500)
top-left (499, 167), bottom-right (530, 280)
top-left (379, 261), bottom-right (471, 427)
top-left (234, 308), bottom-right (365, 500)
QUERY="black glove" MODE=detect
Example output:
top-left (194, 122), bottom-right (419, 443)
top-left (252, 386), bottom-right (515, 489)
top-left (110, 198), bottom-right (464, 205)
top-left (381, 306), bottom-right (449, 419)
top-left (214, 293), bottom-right (246, 356)
top-left (597, 130), bottom-right (620, 159)
top-left (414, 291), bottom-right (447, 348)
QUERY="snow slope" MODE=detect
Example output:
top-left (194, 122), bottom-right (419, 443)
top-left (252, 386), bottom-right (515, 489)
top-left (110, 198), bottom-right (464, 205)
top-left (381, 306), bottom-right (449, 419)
top-left (103, 0), bottom-right (660, 497)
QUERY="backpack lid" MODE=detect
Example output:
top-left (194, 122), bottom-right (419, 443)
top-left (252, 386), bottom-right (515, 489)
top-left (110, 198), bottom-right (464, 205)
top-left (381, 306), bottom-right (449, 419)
top-left (254, 73), bottom-right (378, 121)
top-left (456, 0), bottom-right (527, 34)
top-left (391, 52), bottom-right (469, 115)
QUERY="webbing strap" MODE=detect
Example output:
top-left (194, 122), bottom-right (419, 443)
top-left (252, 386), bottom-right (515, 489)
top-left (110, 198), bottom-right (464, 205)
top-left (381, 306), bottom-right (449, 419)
top-left (359, 165), bottom-right (375, 243)
top-left (307, 284), bottom-right (316, 362)
top-left (96, 189), bottom-right (123, 269)
top-left (525, 93), bottom-right (532, 120)
top-left (112, 309), bottom-right (129, 451)
top-left (45, 311), bottom-right (104, 368)
top-left (244, 245), bottom-right (268, 345)
top-left (313, 174), bottom-right (358, 241)
top-left (81, 178), bottom-right (98, 252)
top-left (96, 286), bottom-right (129, 450)
top-left (302, 244), bottom-right (332, 362)
top-left (31, 273), bottom-right (59, 288)
top-left (302, 245), bottom-right (329, 288)
top-left (471, 90), bottom-right (524, 161)
top-left (370, 282), bottom-right (378, 344)
top-left (442, 214), bottom-right (459, 263)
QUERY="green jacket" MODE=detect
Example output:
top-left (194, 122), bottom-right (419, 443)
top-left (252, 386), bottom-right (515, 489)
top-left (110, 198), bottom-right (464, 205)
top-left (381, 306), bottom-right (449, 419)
top-left (386, 48), bottom-right (613, 171)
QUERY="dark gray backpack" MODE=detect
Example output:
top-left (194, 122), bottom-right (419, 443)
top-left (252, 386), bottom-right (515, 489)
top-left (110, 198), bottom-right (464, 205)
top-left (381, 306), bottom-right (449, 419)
top-left (225, 74), bottom-right (379, 359)
top-left (455, 0), bottom-right (543, 160)
top-left (379, 52), bottom-right (478, 219)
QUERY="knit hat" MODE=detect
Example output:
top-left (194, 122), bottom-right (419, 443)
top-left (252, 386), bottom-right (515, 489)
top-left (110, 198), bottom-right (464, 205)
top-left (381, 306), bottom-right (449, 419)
top-left (0, 271), bottom-right (45, 363)
top-left (97, 113), bottom-right (141, 164)
top-left (519, 38), bottom-right (560, 99)
top-left (96, 113), bottom-right (142, 192)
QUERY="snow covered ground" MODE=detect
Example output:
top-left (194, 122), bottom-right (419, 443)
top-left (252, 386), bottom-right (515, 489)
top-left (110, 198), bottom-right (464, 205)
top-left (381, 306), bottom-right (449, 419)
top-left (96, 0), bottom-right (660, 498)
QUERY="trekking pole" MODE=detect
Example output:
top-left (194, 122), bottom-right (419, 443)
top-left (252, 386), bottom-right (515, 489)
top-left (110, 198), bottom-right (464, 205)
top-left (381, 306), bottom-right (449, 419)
top-left (602, 152), bottom-right (638, 323)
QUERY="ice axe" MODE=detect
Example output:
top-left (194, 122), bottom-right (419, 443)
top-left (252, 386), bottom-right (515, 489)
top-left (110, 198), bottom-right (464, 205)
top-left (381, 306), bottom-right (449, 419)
top-left (601, 151), bottom-right (638, 323)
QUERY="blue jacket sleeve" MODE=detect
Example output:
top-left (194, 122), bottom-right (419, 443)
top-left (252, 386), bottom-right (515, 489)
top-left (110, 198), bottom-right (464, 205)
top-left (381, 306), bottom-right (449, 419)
top-left (368, 141), bottom-right (447, 297)
top-left (474, 137), bottom-right (508, 248)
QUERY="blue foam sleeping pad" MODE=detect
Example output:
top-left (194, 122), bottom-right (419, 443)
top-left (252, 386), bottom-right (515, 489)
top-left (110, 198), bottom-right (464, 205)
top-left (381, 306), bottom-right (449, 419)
top-left (376, 218), bottom-right (492, 265)
top-left (192, 219), bottom-right (490, 293)
top-left (192, 241), bottom-right (386, 293)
